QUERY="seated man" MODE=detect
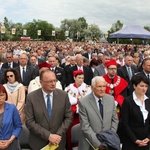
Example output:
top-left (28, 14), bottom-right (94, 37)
top-left (78, 76), bottom-right (119, 150)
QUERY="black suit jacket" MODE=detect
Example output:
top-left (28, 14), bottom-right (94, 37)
top-left (54, 66), bottom-right (66, 89)
top-left (117, 65), bottom-right (138, 96)
top-left (15, 65), bottom-right (36, 86)
top-left (67, 65), bottom-right (93, 86)
top-left (82, 52), bottom-right (92, 60)
top-left (2, 62), bottom-right (18, 69)
top-left (30, 65), bottom-right (39, 77)
top-left (120, 95), bottom-right (150, 150)
top-left (0, 68), bottom-right (6, 84)
top-left (64, 64), bottom-right (75, 84)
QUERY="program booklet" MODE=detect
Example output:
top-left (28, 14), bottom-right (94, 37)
top-left (41, 144), bottom-right (59, 150)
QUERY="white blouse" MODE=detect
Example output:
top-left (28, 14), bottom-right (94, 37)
top-left (133, 91), bottom-right (148, 123)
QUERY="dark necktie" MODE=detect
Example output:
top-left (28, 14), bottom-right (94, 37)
top-left (147, 74), bottom-right (149, 79)
top-left (47, 94), bottom-right (52, 119)
top-left (51, 68), bottom-right (55, 72)
top-left (8, 63), bottom-right (11, 68)
top-left (22, 67), bottom-right (26, 82)
top-left (98, 99), bottom-right (103, 118)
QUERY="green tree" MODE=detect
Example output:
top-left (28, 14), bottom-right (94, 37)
top-left (144, 26), bottom-right (150, 32)
top-left (88, 24), bottom-right (102, 40)
top-left (2, 17), bottom-right (13, 40)
top-left (23, 19), bottom-right (54, 40)
top-left (11, 23), bottom-right (23, 40)
top-left (60, 19), bottom-right (82, 41)
top-left (78, 17), bottom-right (88, 29)
top-left (108, 20), bottom-right (123, 43)
top-left (78, 17), bottom-right (88, 41)
top-left (55, 27), bottom-right (65, 41)
top-left (108, 20), bottom-right (123, 34)
top-left (60, 18), bottom-right (102, 41)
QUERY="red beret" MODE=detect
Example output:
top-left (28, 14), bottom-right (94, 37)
top-left (38, 62), bottom-right (51, 69)
top-left (105, 60), bottom-right (117, 68)
top-left (73, 70), bottom-right (84, 77)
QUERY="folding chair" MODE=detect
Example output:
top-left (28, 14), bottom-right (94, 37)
top-left (19, 125), bottom-right (30, 150)
top-left (71, 124), bottom-right (81, 150)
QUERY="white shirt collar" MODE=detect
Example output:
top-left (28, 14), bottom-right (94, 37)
top-left (20, 65), bottom-right (27, 70)
top-left (42, 89), bottom-right (53, 108)
top-left (42, 89), bottom-right (53, 98)
top-left (77, 66), bottom-right (83, 70)
top-left (133, 91), bottom-right (148, 123)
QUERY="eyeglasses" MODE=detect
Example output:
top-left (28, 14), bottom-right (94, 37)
top-left (6, 75), bottom-right (14, 78)
top-left (41, 79), bottom-right (57, 84)
top-left (107, 68), bottom-right (117, 70)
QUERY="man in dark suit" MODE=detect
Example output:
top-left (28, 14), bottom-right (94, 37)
top-left (25, 70), bottom-right (73, 150)
top-left (82, 46), bottom-right (93, 60)
top-left (48, 55), bottom-right (66, 89)
top-left (28, 52), bottom-right (44, 65)
top-left (117, 55), bottom-right (138, 96)
top-left (135, 57), bottom-right (150, 97)
top-left (29, 55), bottom-right (39, 77)
top-left (15, 53), bottom-right (36, 90)
top-left (64, 56), bottom-right (76, 85)
top-left (78, 76), bottom-right (118, 150)
top-left (36, 47), bottom-right (46, 61)
top-left (2, 52), bottom-right (18, 69)
top-left (67, 54), bottom-right (93, 86)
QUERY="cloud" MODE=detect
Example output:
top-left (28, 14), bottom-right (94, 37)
top-left (0, 0), bottom-right (150, 33)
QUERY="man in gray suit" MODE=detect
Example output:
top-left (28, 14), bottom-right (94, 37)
top-left (78, 76), bottom-right (118, 150)
top-left (25, 70), bottom-right (73, 150)
top-left (93, 52), bottom-right (111, 77)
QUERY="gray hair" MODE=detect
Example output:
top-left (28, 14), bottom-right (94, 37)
top-left (91, 76), bottom-right (106, 87)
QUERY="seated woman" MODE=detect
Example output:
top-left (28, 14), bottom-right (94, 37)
top-left (0, 84), bottom-right (22, 150)
top-left (28, 62), bottom-right (62, 93)
top-left (3, 68), bottom-right (25, 124)
top-left (65, 70), bottom-right (91, 150)
top-left (121, 75), bottom-right (150, 150)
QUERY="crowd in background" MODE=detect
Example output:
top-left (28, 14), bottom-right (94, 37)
top-left (0, 41), bottom-right (150, 149)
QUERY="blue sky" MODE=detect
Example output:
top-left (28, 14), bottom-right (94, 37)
top-left (0, 0), bottom-right (150, 33)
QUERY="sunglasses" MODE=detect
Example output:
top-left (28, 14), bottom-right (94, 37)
top-left (6, 75), bottom-right (14, 78)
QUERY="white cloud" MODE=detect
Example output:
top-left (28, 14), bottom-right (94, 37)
top-left (0, 0), bottom-right (150, 33)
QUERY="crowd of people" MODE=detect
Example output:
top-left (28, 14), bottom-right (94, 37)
top-left (0, 40), bottom-right (150, 150)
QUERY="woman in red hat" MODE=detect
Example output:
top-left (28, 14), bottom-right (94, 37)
top-left (65, 70), bottom-right (91, 150)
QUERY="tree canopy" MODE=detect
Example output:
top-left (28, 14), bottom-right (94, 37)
top-left (0, 17), bottom-right (150, 43)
